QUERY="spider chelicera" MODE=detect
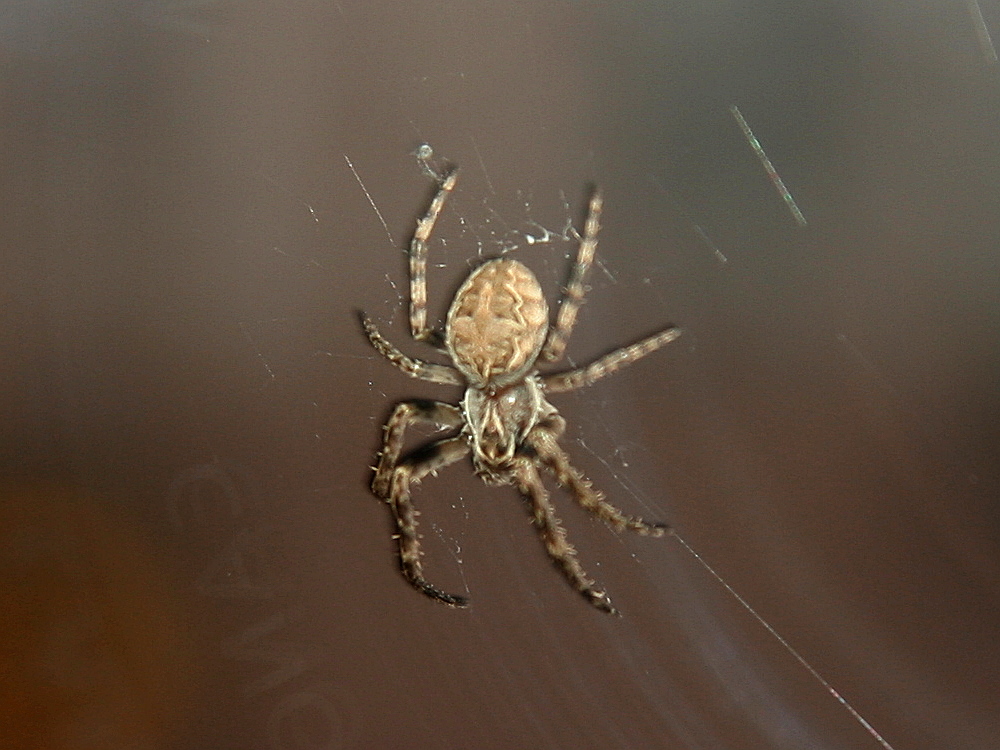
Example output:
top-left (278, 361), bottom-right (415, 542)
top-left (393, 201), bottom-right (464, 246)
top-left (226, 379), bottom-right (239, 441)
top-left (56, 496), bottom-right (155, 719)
top-left (360, 168), bottom-right (681, 615)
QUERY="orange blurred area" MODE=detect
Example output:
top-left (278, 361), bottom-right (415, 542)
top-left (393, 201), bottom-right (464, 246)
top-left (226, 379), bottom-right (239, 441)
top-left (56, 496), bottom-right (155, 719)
top-left (0, 483), bottom-right (196, 750)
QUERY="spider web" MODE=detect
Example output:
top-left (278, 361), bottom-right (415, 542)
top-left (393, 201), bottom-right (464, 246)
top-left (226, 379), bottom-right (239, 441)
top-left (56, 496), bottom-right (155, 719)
top-left (11, 2), bottom-right (998, 749)
top-left (342, 142), bottom-right (900, 749)
top-left (224, 6), bottom-right (1000, 743)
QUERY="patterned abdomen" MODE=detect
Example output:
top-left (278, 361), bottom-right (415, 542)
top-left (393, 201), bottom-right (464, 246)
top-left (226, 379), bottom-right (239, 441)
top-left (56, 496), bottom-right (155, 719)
top-left (446, 259), bottom-right (549, 388)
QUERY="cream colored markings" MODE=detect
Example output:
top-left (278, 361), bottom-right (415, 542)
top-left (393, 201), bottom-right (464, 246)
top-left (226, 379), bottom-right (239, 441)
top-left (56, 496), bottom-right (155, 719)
top-left (447, 265), bottom-right (492, 384)
top-left (449, 260), bottom-right (547, 384)
top-left (495, 261), bottom-right (547, 376)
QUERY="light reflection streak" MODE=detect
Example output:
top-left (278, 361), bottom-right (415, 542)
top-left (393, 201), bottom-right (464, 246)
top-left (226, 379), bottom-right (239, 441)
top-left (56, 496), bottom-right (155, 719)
top-left (730, 105), bottom-right (807, 227)
top-left (967, 0), bottom-right (998, 63)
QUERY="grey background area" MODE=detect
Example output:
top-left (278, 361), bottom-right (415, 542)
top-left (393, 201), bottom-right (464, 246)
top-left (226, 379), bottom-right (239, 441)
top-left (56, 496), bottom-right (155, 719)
top-left (3, 1), bottom-right (999, 749)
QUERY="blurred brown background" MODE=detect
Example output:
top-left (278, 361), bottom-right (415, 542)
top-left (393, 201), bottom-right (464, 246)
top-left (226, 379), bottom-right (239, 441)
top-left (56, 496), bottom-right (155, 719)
top-left (2, 1), bottom-right (999, 748)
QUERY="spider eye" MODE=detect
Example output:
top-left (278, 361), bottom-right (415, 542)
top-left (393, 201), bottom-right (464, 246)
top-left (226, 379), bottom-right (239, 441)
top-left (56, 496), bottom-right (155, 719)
top-left (504, 393), bottom-right (516, 405)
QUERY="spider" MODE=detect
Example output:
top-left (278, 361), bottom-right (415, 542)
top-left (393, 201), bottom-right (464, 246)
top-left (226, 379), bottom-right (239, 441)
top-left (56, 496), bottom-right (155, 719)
top-left (360, 168), bottom-right (681, 615)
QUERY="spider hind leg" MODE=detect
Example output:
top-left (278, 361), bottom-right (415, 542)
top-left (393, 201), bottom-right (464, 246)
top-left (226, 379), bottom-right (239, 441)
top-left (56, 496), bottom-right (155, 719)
top-left (528, 419), bottom-right (670, 536)
top-left (372, 399), bottom-right (464, 498)
top-left (380, 432), bottom-right (471, 608)
top-left (514, 459), bottom-right (619, 615)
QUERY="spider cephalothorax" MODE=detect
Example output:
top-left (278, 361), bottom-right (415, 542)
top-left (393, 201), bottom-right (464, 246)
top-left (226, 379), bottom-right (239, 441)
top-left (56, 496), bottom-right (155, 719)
top-left (463, 374), bottom-right (553, 483)
top-left (361, 167), bottom-right (681, 614)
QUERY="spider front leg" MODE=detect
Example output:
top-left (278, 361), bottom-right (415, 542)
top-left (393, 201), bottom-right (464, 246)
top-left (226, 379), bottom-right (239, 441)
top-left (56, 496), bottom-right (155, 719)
top-left (409, 169), bottom-right (458, 347)
top-left (514, 458), bottom-right (618, 615)
top-left (360, 314), bottom-right (463, 386)
top-left (526, 416), bottom-right (670, 536)
top-left (540, 189), bottom-right (602, 364)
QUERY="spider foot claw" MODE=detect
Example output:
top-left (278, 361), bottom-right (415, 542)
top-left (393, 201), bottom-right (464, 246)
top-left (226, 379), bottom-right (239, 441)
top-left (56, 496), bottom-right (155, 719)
top-left (586, 590), bottom-right (620, 616)
top-left (415, 580), bottom-right (469, 608)
top-left (645, 520), bottom-right (671, 537)
top-left (628, 519), bottom-right (671, 537)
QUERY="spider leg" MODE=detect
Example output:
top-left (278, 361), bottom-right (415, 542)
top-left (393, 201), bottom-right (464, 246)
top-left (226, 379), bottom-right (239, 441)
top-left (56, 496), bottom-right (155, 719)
top-left (360, 313), bottom-right (463, 385)
top-left (514, 458), bottom-right (618, 615)
top-left (526, 417), bottom-right (669, 536)
top-left (372, 399), bottom-right (464, 498)
top-left (410, 169), bottom-right (458, 346)
top-left (540, 189), bottom-right (602, 364)
top-left (542, 326), bottom-right (681, 394)
top-left (383, 435), bottom-right (471, 607)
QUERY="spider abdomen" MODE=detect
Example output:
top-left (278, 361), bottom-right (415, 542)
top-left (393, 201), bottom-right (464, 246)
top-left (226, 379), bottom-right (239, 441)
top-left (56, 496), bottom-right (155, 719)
top-left (445, 259), bottom-right (549, 388)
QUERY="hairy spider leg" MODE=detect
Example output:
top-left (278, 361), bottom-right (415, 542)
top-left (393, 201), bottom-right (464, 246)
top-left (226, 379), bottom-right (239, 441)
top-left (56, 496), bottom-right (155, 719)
top-left (540, 189), bottom-right (603, 363)
top-left (387, 437), bottom-right (471, 607)
top-left (513, 458), bottom-right (618, 615)
top-left (526, 417), bottom-right (669, 536)
top-left (374, 401), bottom-right (470, 607)
top-left (372, 399), bottom-right (464, 498)
top-left (360, 313), bottom-right (463, 385)
top-left (542, 326), bottom-right (682, 394)
top-left (410, 169), bottom-right (458, 346)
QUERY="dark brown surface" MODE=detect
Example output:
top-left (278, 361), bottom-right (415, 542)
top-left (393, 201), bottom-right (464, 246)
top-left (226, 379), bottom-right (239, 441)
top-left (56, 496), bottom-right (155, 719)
top-left (2, 2), bottom-right (999, 748)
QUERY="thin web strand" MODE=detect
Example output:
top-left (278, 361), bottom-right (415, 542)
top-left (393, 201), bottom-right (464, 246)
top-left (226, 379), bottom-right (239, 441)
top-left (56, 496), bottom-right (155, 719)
top-left (345, 154), bottom-right (396, 247)
top-left (670, 530), bottom-right (897, 750)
